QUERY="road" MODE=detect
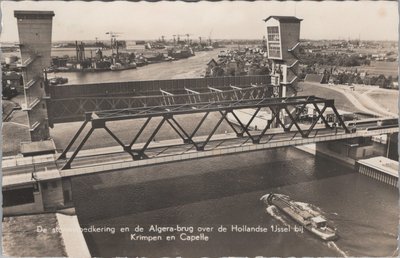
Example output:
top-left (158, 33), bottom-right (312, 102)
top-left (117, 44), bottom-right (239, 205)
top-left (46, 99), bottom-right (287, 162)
top-left (301, 82), bottom-right (397, 117)
top-left (3, 119), bottom-right (395, 177)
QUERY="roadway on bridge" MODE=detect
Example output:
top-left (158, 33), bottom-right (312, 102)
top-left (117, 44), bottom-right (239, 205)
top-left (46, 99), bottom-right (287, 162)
top-left (3, 119), bottom-right (391, 177)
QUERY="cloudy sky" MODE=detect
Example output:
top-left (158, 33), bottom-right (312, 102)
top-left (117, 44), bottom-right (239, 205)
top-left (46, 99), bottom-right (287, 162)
top-left (1, 1), bottom-right (398, 42)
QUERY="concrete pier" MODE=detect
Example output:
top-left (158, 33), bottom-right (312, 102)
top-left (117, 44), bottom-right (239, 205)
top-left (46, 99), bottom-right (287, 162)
top-left (2, 212), bottom-right (90, 257)
top-left (357, 156), bottom-right (398, 187)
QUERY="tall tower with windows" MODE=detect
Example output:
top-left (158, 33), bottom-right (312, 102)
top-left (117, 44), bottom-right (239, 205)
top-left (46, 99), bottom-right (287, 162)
top-left (264, 16), bottom-right (302, 97)
top-left (14, 11), bottom-right (55, 141)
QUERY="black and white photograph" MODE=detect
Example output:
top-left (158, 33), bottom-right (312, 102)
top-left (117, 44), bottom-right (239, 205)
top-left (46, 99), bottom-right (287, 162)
top-left (0, 1), bottom-right (399, 257)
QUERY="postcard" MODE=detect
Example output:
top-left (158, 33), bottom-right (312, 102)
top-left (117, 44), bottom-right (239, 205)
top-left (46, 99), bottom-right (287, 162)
top-left (1, 1), bottom-right (398, 257)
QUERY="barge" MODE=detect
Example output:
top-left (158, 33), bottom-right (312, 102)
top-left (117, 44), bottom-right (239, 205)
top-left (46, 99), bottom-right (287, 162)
top-left (260, 193), bottom-right (337, 241)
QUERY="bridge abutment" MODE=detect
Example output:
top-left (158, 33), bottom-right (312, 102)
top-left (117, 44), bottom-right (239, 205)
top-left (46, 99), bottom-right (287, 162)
top-left (315, 136), bottom-right (388, 167)
top-left (3, 177), bottom-right (74, 216)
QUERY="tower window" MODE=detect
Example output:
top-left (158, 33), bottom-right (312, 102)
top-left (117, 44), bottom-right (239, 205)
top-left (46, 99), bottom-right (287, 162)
top-left (267, 26), bottom-right (280, 41)
top-left (268, 42), bottom-right (281, 58)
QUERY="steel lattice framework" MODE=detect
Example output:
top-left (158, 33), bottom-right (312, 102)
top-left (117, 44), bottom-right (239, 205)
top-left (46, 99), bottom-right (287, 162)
top-left (58, 95), bottom-right (349, 169)
top-left (48, 84), bottom-right (278, 124)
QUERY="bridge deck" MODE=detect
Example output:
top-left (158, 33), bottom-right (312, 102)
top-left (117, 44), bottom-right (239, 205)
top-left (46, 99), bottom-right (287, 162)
top-left (3, 123), bottom-right (397, 187)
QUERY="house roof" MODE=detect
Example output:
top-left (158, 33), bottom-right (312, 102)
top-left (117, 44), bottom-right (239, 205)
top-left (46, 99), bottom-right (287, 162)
top-left (207, 59), bottom-right (218, 66)
top-left (263, 16), bottom-right (303, 23)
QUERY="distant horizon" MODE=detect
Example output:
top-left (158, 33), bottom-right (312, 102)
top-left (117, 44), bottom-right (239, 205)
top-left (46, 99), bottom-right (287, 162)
top-left (1, 1), bottom-right (398, 42)
top-left (2, 39), bottom-right (398, 45)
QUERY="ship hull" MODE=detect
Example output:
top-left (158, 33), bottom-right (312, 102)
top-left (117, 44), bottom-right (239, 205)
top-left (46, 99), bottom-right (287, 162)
top-left (261, 194), bottom-right (337, 241)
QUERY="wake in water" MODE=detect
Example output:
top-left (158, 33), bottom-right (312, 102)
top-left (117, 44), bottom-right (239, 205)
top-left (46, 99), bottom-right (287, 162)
top-left (327, 241), bottom-right (348, 257)
top-left (265, 205), bottom-right (290, 225)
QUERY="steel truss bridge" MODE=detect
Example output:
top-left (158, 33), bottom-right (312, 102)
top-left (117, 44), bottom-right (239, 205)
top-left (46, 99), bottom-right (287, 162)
top-left (4, 82), bottom-right (397, 181)
top-left (57, 95), bottom-right (351, 170)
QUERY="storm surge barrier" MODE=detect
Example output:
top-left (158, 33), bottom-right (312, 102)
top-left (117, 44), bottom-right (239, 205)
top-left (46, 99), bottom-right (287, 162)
top-left (47, 75), bottom-right (273, 124)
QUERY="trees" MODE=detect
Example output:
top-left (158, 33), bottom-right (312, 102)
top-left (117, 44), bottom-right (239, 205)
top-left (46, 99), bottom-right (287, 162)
top-left (299, 52), bottom-right (369, 67)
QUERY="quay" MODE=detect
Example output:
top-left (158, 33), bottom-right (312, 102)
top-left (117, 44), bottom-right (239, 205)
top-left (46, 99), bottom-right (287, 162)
top-left (357, 156), bottom-right (399, 187)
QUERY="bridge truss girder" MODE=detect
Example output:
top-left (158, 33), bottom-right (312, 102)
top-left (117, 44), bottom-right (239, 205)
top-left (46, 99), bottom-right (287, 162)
top-left (58, 95), bottom-right (349, 170)
top-left (48, 84), bottom-right (277, 124)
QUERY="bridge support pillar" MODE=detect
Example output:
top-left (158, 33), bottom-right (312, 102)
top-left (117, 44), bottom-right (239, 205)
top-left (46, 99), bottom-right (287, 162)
top-left (315, 136), bottom-right (386, 168)
top-left (385, 132), bottom-right (398, 161)
top-left (2, 177), bottom-right (74, 216)
top-left (38, 177), bottom-right (74, 212)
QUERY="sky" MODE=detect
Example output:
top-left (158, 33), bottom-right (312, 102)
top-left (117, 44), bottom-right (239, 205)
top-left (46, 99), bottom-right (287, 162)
top-left (1, 1), bottom-right (398, 42)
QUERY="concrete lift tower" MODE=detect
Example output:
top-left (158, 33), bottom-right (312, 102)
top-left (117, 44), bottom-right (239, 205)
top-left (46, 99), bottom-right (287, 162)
top-left (14, 11), bottom-right (55, 141)
top-left (264, 16), bottom-right (302, 98)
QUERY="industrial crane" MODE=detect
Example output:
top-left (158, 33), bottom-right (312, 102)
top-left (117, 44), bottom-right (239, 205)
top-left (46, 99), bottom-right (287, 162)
top-left (185, 33), bottom-right (193, 44)
top-left (173, 34), bottom-right (185, 44)
top-left (105, 31), bottom-right (122, 55)
top-left (208, 29), bottom-right (213, 46)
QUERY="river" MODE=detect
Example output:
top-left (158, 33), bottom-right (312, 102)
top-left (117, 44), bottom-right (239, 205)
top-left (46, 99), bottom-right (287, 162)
top-left (54, 49), bottom-right (222, 84)
top-left (57, 50), bottom-right (397, 257)
top-left (71, 147), bottom-right (398, 257)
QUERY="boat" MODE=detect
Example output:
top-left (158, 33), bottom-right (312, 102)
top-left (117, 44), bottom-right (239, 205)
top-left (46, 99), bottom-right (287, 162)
top-left (168, 47), bottom-right (195, 59)
top-left (260, 193), bottom-right (337, 241)
top-left (110, 62), bottom-right (137, 71)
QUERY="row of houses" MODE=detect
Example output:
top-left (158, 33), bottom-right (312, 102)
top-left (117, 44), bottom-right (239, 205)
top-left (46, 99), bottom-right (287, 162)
top-left (304, 68), bottom-right (398, 89)
top-left (205, 47), bottom-right (270, 77)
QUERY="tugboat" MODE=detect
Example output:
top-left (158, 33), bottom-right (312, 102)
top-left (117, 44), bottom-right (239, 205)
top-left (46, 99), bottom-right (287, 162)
top-left (260, 193), bottom-right (337, 241)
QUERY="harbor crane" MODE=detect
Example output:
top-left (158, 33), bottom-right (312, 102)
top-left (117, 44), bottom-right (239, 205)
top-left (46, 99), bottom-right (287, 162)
top-left (208, 29), bottom-right (213, 46)
top-left (105, 31), bottom-right (122, 55)
top-left (174, 34), bottom-right (185, 43)
top-left (172, 35), bottom-right (177, 45)
top-left (185, 33), bottom-right (193, 44)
